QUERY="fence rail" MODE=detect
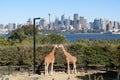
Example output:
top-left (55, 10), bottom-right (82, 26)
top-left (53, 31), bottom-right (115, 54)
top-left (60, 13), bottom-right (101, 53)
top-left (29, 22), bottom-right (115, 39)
top-left (0, 64), bottom-right (116, 75)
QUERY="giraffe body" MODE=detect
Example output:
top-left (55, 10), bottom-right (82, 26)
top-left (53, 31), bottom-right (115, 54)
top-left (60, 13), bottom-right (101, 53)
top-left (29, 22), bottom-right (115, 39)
top-left (59, 44), bottom-right (77, 74)
top-left (44, 45), bottom-right (57, 75)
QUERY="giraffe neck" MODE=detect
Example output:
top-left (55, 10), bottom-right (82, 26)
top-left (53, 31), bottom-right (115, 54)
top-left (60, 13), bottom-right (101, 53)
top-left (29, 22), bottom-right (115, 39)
top-left (61, 46), bottom-right (69, 56)
top-left (50, 46), bottom-right (56, 55)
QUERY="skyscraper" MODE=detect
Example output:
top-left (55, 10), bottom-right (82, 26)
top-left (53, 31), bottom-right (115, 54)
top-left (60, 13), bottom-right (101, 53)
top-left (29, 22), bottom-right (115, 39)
top-left (61, 14), bottom-right (65, 26)
top-left (80, 16), bottom-right (84, 28)
top-left (89, 22), bottom-right (94, 30)
top-left (8, 23), bottom-right (16, 31)
top-left (0, 24), bottom-right (4, 29)
top-left (106, 21), bottom-right (113, 32)
top-left (80, 16), bottom-right (87, 30)
top-left (73, 13), bottom-right (79, 30)
top-left (93, 18), bottom-right (101, 30)
top-left (65, 17), bottom-right (70, 30)
top-left (39, 18), bottom-right (47, 30)
top-left (54, 16), bottom-right (59, 29)
top-left (100, 18), bottom-right (104, 31)
top-left (27, 18), bottom-right (32, 25)
top-left (113, 21), bottom-right (119, 30)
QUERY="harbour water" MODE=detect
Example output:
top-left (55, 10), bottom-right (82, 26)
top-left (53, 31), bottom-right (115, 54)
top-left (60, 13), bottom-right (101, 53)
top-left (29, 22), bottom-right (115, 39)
top-left (2, 33), bottom-right (120, 42)
top-left (63, 33), bottom-right (120, 42)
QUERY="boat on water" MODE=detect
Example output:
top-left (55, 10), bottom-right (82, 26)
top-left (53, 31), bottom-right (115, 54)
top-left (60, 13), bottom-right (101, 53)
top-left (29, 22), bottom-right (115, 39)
top-left (108, 32), bottom-right (120, 34)
top-left (103, 31), bottom-right (120, 34)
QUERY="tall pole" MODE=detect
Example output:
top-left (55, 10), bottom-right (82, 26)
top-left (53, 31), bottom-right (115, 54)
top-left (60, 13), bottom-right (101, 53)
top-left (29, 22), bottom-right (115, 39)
top-left (33, 17), bottom-right (40, 74)
top-left (48, 13), bottom-right (50, 29)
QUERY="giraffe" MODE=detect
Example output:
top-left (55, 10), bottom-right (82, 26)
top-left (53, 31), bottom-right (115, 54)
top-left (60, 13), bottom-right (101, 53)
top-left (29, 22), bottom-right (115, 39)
top-left (58, 44), bottom-right (77, 74)
top-left (44, 44), bottom-right (58, 75)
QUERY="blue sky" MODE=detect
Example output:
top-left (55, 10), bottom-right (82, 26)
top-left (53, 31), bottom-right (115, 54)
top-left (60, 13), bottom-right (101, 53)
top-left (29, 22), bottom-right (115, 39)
top-left (0, 0), bottom-right (120, 24)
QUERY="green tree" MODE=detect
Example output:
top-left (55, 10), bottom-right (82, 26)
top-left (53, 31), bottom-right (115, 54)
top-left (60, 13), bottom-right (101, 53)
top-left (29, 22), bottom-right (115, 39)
top-left (110, 44), bottom-right (120, 80)
top-left (42, 34), bottom-right (68, 44)
top-left (8, 25), bottom-right (38, 44)
top-left (8, 28), bottom-right (26, 43)
top-left (0, 35), bottom-right (10, 46)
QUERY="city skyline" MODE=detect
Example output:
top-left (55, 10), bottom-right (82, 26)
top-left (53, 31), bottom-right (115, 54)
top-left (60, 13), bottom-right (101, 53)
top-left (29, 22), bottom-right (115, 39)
top-left (0, 0), bottom-right (120, 24)
top-left (0, 13), bottom-right (120, 34)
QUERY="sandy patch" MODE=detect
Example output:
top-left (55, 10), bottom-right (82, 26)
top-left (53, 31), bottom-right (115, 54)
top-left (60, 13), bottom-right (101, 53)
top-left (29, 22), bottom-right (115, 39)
top-left (0, 70), bottom-right (106, 80)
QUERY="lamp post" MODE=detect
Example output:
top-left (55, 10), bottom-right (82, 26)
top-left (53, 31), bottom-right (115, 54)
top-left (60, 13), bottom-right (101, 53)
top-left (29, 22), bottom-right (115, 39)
top-left (48, 13), bottom-right (51, 29)
top-left (33, 17), bottom-right (40, 74)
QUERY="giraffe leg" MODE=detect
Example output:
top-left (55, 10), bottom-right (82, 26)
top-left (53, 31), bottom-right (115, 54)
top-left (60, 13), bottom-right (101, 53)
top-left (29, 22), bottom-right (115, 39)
top-left (72, 66), bottom-right (74, 74)
top-left (72, 63), bottom-right (77, 74)
top-left (72, 63), bottom-right (74, 74)
top-left (46, 64), bottom-right (49, 75)
top-left (50, 62), bottom-right (54, 75)
top-left (67, 61), bottom-right (70, 74)
top-left (45, 63), bottom-right (47, 75)
top-left (45, 63), bottom-right (49, 75)
top-left (74, 63), bottom-right (77, 74)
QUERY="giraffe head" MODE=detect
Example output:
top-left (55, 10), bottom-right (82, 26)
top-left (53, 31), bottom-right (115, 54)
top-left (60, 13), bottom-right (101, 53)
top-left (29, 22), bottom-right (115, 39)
top-left (53, 44), bottom-right (58, 48)
top-left (58, 44), bottom-right (64, 48)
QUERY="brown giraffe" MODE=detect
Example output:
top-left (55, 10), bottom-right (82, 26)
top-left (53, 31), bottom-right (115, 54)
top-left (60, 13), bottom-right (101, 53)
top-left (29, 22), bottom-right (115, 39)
top-left (44, 44), bottom-right (58, 75)
top-left (58, 44), bottom-right (77, 74)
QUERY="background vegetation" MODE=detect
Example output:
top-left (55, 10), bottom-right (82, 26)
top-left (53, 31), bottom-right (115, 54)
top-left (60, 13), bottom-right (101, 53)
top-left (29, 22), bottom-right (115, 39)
top-left (0, 25), bottom-right (120, 69)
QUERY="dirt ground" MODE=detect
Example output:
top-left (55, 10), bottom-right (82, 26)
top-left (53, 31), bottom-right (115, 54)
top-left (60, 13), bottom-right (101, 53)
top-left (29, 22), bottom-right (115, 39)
top-left (0, 70), bottom-right (106, 80)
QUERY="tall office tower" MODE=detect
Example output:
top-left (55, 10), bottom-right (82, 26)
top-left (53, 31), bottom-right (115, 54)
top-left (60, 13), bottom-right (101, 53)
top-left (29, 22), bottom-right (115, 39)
top-left (84, 19), bottom-right (87, 30)
top-left (93, 18), bottom-right (101, 30)
top-left (113, 21), bottom-right (119, 30)
top-left (106, 21), bottom-right (113, 32)
top-left (86, 23), bottom-right (91, 30)
top-left (105, 19), bottom-right (110, 32)
top-left (118, 22), bottom-right (120, 29)
top-left (73, 13), bottom-right (79, 30)
top-left (89, 22), bottom-right (94, 30)
top-left (8, 23), bottom-right (16, 31)
top-left (65, 17), bottom-right (70, 30)
top-left (39, 18), bottom-right (47, 30)
top-left (27, 18), bottom-right (32, 25)
top-left (74, 14), bottom-right (79, 20)
top-left (77, 20), bottom-right (82, 30)
top-left (61, 14), bottom-right (65, 26)
top-left (49, 22), bottom-right (54, 30)
top-left (100, 18), bottom-right (104, 30)
top-left (0, 24), bottom-right (4, 29)
top-left (80, 16), bottom-right (87, 30)
top-left (100, 18), bottom-right (108, 31)
top-left (54, 16), bottom-right (59, 29)
top-left (70, 20), bottom-right (73, 25)
top-left (80, 16), bottom-right (84, 28)
top-left (17, 24), bottom-right (23, 29)
top-left (100, 18), bottom-right (108, 32)
top-left (4, 25), bottom-right (8, 30)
